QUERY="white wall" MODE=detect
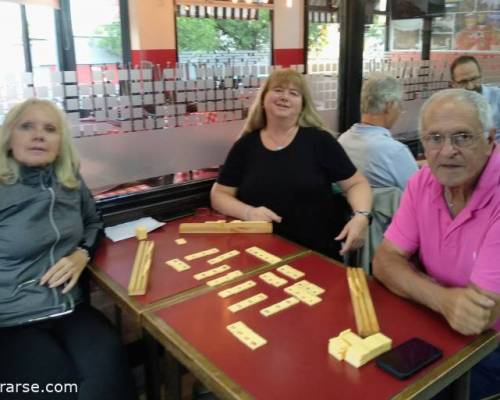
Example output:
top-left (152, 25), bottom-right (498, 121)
top-left (128, 0), bottom-right (176, 50)
top-left (274, 0), bottom-right (303, 49)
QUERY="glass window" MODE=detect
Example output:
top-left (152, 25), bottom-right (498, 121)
top-left (0, 3), bottom-right (25, 78)
top-left (307, 21), bottom-right (340, 71)
top-left (70, 0), bottom-right (123, 65)
top-left (390, 18), bottom-right (423, 52)
top-left (25, 5), bottom-right (59, 87)
top-left (306, 1), bottom-right (339, 73)
top-left (176, 8), bottom-right (271, 66)
top-left (374, 0), bottom-right (387, 12)
top-left (364, 14), bottom-right (387, 59)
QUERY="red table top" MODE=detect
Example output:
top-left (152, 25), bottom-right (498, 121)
top-left (149, 252), bottom-right (480, 400)
top-left (93, 214), bottom-right (304, 306)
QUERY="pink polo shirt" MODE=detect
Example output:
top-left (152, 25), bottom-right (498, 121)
top-left (385, 148), bottom-right (500, 331)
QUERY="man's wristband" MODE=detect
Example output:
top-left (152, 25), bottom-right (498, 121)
top-left (352, 210), bottom-right (372, 224)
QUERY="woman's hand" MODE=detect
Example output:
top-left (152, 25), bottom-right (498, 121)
top-left (335, 214), bottom-right (369, 255)
top-left (40, 249), bottom-right (89, 294)
top-left (246, 206), bottom-right (282, 223)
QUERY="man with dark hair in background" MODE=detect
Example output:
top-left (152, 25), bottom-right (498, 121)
top-left (450, 55), bottom-right (500, 142)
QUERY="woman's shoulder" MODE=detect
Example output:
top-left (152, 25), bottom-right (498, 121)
top-left (232, 130), bottom-right (260, 148)
top-left (300, 126), bottom-right (333, 136)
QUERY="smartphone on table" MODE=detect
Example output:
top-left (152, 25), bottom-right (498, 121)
top-left (376, 337), bottom-right (443, 380)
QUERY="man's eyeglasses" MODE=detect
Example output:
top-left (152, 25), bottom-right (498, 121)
top-left (421, 132), bottom-right (481, 149)
top-left (453, 76), bottom-right (481, 87)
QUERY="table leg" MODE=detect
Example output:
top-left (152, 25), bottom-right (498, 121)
top-left (449, 371), bottom-right (470, 400)
top-left (144, 329), bottom-right (163, 400)
top-left (164, 350), bottom-right (183, 400)
top-left (114, 304), bottom-right (123, 336)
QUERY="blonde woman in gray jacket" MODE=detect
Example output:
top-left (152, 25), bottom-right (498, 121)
top-left (0, 99), bottom-right (137, 400)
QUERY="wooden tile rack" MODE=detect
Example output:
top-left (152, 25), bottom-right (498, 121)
top-left (128, 240), bottom-right (154, 296)
top-left (347, 267), bottom-right (380, 337)
top-left (179, 221), bottom-right (272, 234)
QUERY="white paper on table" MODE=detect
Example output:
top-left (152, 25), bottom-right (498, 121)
top-left (104, 217), bottom-right (165, 242)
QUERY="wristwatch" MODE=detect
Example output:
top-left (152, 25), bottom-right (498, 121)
top-left (353, 210), bottom-right (373, 224)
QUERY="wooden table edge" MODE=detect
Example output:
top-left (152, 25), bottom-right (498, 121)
top-left (142, 310), bottom-right (253, 400)
top-left (88, 263), bottom-right (145, 322)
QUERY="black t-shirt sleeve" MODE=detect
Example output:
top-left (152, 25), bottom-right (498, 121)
top-left (316, 129), bottom-right (357, 181)
top-left (217, 134), bottom-right (250, 187)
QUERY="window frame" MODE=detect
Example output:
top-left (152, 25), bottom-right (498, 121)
top-left (11, 0), bottom-right (131, 75)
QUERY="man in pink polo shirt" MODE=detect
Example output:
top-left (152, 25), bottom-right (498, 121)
top-left (373, 88), bottom-right (499, 399)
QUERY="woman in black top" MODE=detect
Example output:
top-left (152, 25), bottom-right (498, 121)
top-left (211, 69), bottom-right (372, 260)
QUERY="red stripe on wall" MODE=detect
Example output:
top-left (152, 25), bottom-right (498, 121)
top-left (274, 48), bottom-right (304, 68)
top-left (131, 49), bottom-right (177, 68)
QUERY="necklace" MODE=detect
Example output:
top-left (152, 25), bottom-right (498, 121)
top-left (264, 126), bottom-right (298, 151)
top-left (444, 189), bottom-right (455, 213)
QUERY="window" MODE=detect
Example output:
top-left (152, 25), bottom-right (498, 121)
top-left (364, 0), bottom-right (388, 59)
top-left (0, 2), bottom-right (25, 78)
top-left (70, 0), bottom-right (123, 65)
top-left (26, 4), bottom-right (59, 87)
top-left (306, 0), bottom-right (339, 73)
top-left (176, 2), bottom-right (272, 66)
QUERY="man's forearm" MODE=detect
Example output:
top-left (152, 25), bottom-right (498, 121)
top-left (373, 246), bottom-right (447, 315)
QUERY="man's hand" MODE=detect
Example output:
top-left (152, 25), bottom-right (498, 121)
top-left (439, 286), bottom-right (496, 335)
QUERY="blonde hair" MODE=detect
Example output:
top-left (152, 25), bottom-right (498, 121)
top-left (0, 98), bottom-right (80, 188)
top-left (241, 68), bottom-right (330, 135)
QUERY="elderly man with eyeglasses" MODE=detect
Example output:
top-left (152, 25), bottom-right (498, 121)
top-left (373, 89), bottom-right (500, 400)
top-left (450, 55), bottom-right (500, 143)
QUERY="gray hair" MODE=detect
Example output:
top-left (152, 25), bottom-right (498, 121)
top-left (419, 88), bottom-right (493, 137)
top-left (360, 73), bottom-right (404, 114)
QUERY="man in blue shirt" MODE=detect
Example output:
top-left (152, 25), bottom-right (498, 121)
top-left (339, 73), bottom-right (418, 190)
top-left (450, 55), bottom-right (500, 143)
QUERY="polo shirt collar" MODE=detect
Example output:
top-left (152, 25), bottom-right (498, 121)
top-left (352, 123), bottom-right (392, 138)
top-left (469, 146), bottom-right (500, 210)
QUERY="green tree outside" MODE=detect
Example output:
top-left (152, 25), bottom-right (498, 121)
top-left (177, 17), bottom-right (220, 51)
top-left (177, 10), bottom-right (271, 52)
top-left (93, 20), bottom-right (122, 57)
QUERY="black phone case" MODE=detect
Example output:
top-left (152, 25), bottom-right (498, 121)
top-left (376, 337), bottom-right (443, 380)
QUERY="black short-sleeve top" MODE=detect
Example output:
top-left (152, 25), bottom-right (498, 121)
top-left (217, 127), bottom-right (356, 258)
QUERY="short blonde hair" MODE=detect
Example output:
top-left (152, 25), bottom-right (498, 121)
top-left (0, 98), bottom-right (80, 188)
top-left (242, 68), bottom-right (329, 134)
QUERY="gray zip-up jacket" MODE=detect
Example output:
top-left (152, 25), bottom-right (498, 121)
top-left (0, 165), bottom-right (102, 327)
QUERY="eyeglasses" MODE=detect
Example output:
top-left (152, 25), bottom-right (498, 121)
top-left (421, 132), bottom-right (482, 149)
top-left (453, 76), bottom-right (481, 87)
